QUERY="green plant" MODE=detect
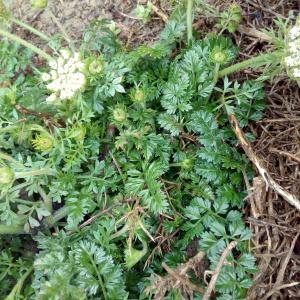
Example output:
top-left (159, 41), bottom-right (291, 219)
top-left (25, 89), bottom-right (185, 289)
top-left (0, 2), bottom-right (295, 299)
top-left (135, 2), bottom-right (154, 23)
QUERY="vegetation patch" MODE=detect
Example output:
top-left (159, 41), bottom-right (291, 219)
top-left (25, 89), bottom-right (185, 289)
top-left (0, 1), bottom-right (299, 299)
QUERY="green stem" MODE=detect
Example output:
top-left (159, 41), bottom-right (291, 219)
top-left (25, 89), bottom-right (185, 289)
top-left (213, 63), bottom-right (220, 83)
top-left (218, 50), bottom-right (282, 78)
top-left (5, 266), bottom-right (33, 300)
top-left (44, 206), bottom-right (70, 227)
top-left (12, 18), bottom-right (51, 42)
top-left (15, 168), bottom-right (56, 178)
top-left (0, 206), bottom-right (70, 235)
top-left (0, 28), bottom-right (52, 61)
top-left (48, 10), bottom-right (75, 51)
top-left (85, 250), bottom-right (108, 300)
top-left (0, 151), bottom-right (21, 165)
top-left (37, 185), bottom-right (53, 213)
top-left (187, 0), bottom-right (193, 43)
top-left (0, 224), bottom-right (25, 234)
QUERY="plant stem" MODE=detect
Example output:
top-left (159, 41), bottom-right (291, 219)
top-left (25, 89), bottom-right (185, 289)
top-left (218, 50), bottom-right (282, 78)
top-left (0, 28), bottom-right (52, 61)
top-left (0, 224), bottom-right (25, 234)
top-left (0, 151), bottom-right (21, 165)
top-left (44, 206), bottom-right (70, 227)
top-left (85, 249), bottom-right (108, 300)
top-left (15, 168), bottom-right (56, 178)
top-left (187, 0), bottom-right (193, 43)
top-left (0, 206), bottom-right (70, 235)
top-left (4, 266), bottom-right (33, 300)
top-left (48, 9), bottom-right (75, 51)
top-left (12, 18), bottom-right (51, 42)
top-left (37, 185), bottom-right (53, 213)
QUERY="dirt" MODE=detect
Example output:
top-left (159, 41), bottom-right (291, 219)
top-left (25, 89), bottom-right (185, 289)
top-left (10, 0), bottom-right (169, 46)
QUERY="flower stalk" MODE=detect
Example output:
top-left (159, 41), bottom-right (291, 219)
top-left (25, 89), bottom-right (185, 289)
top-left (0, 28), bottom-right (52, 61)
top-left (0, 224), bottom-right (25, 234)
top-left (12, 18), bottom-right (51, 42)
top-left (218, 50), bottom-right (283, 78)
top-left (15, 168), bottom-right (56, 178)
top-left (43, 206), bottom-right (70, 227)
top-left (187, 0), bottom-right (193, 43)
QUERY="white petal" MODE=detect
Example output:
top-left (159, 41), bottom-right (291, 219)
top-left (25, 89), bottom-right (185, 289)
top-left (41, 73), bottom-right (51, 81)
top-left (46, 94), bottom-right (57, 103)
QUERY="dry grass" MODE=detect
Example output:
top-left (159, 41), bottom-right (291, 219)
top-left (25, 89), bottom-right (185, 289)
top-left (207, 1), bottom-right (300, 298)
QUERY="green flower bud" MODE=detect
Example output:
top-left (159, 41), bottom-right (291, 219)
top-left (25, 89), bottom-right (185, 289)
top-left (181, 158), bottom-right (193, 170)
top-left (113, 106), bottom-right (128, 123)
top-left (32, 133), bottom-right (54, 152)
top-left (30, 0), bottom-right (48, 9)
top-left (212, 51), bottom-right (227, 64)
top-left (88, 59), bottom-right (104, 75)
top-left (132, 88), bottom-right (146, 103)
top-left (0, 167), bottom-right (15, 185)
top-left (210, 47), bottom-right (230, 65)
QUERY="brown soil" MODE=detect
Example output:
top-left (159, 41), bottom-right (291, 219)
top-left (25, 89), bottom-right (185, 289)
top-left (11, 0), bottom-right (169, 47)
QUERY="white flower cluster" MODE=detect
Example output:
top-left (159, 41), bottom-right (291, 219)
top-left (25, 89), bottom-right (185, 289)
top-left (284, 19), bottom-right (300, 79)
top-left (42, 50), bottom-right (86, 103)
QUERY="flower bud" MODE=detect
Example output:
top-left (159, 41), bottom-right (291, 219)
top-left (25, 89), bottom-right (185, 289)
top-left (0, 167), bottom-right (15, 185)
top-left (88, 59), bottom-right (104, 75)
top-left (210, 47), bottom-right (229, 65)
top-left (32, 133), bottom-right (54, 152)
top-left (181, 158), bottom-right (193, 170)
top-left (31, 0), bottom-right (48, 9)
top-left (113, 106), bottom-right (128, 123)
top-left (131, 88), bottom-right (146, 103)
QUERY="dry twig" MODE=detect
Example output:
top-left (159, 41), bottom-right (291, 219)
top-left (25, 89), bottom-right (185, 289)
top-left (151, 3), bottom-right (168, 23)
top-left (146, 250), bottom-right (206, 299)
top-left (229, 114), bottom-right (300, 211)
top-left (202, 241), bottom-right (238, 300)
